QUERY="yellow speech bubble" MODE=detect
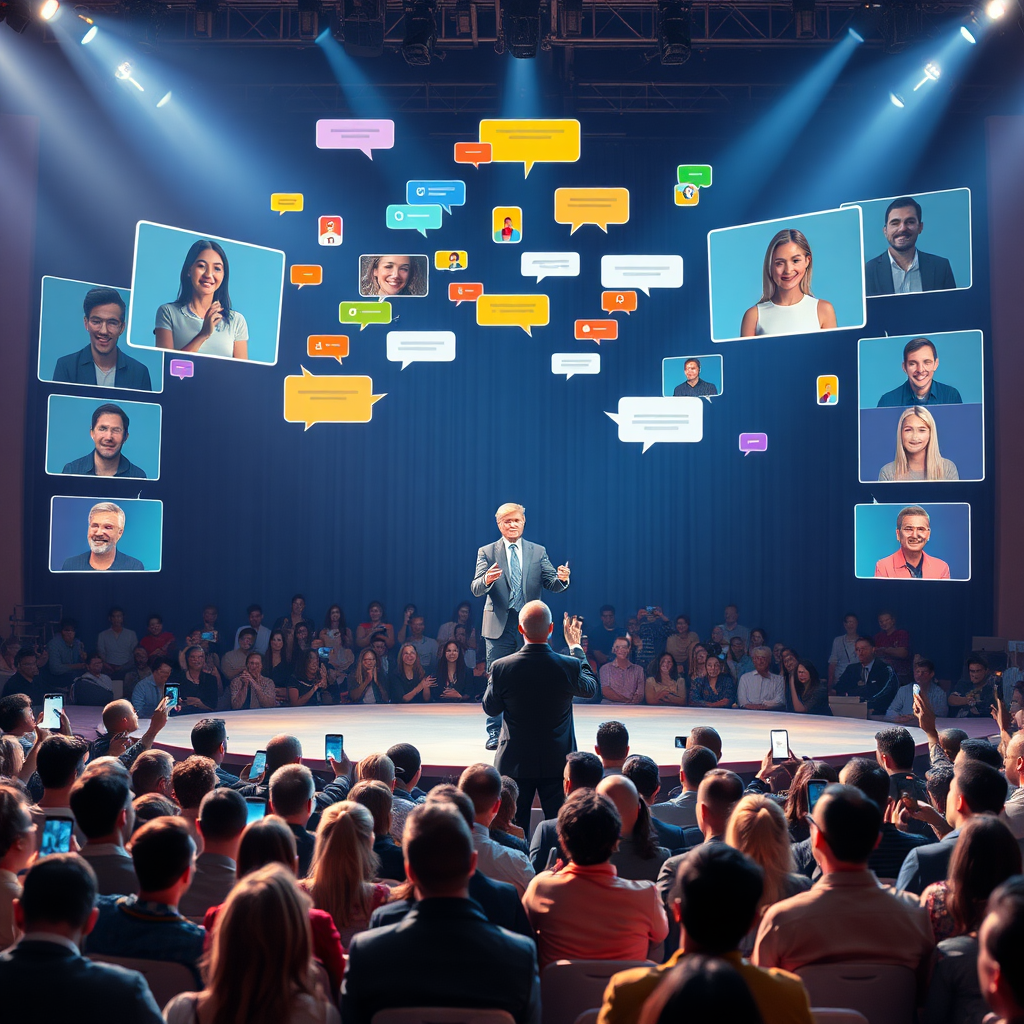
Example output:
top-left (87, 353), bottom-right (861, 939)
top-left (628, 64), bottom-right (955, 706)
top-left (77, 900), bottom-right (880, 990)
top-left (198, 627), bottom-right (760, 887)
top-left (283, 368), bottom-right (386, 431)
top-left (478, 119), bottom-right (580, 177)
top-left (554, 187), bottom-right (630, 234)
top-left (271, 192), bottom-right (304, 214)
top-left (476, 294), bottom-right (550, 336)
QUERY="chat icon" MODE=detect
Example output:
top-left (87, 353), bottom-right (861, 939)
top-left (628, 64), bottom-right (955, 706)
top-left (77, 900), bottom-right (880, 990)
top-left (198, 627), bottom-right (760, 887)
top-left (318, 216), bottom-right (343, 246)
top-left (169, 359), bottom-right (194, 380)
top-left (271, 192), bottom-right (304, 215)
top-left (605, 396), bottom-right (704, 454)
top-left (406, 180), bottom-right (466, 213)
top-left (307, 335), bottom-right (350, 364)
top-left (601, 290), bottom-right (638, 315)
top-left (520, 252), bottom-right (580, 283)
top-left (339, 301), bottom-right (392, 331)
top-left (436, 251), bottom-right (468, 271)
top-left (448, 282), bottom-right (483, 306)
top-left (290, 265), bottom-right (323, 289)
top-left (387, 330), bottom-right (456, 370)
top-left (478, 118), bottom-right (581, 177)
top-left (677, 164), bottom-right (713, 187)
top-left (476, 294), bottom-right (550, 336)
top-left (386, 204), bottom-right (443, 237)
top-left (554, 187), bottom-right (630, 234)
top-left (674, 184), bottom-right (700, 207)
top-left (284, 368), bottom-right (386, 430)
top-left (817, 375), bottom-right (839, 405)
top-left (574, 319), bottom-right (618, 344)
top-left (552, 352), bottom-right (600, 380)
top-left (454, 141), bottom-right (492, 168)
top-left (738, 432), bottom-right (768, 456)
top-left (600, 255), bottom-right (683, 296)
top-left (315, 119), bottom-right (395, 159)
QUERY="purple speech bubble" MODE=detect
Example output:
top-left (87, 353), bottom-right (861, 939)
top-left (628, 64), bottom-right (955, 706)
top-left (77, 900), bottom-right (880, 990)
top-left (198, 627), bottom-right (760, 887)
top-left (169, 359), bottom-right (194, 380)
top-left (316, 119), bottom-right (395, 160)
top-left (738, 432), bottom-right (768, 456)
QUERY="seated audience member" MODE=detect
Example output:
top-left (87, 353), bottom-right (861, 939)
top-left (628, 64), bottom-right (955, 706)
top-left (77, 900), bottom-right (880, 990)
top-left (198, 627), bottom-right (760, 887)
top-left (171, 755), bottom-right (218, 848)
top-left (234, 734), bottom-right (352, 810)
top-left (689, 648), bottom-right (737, 708)
top-left (0, 785), bottom-right (35, 948)
top-left (738, 648), bottom-right (785, 711)
top-left (168, 863), bottom-right (340, 1024)
top-left (401, 615), bottom-right (438, 672)
top-left (652, 745), bottom-right (718, 830)
top-left (139, 614), bottom-right (176, 666)
top-left (887, 658), bottom-right (948, 721)
top-left (637, 955), bottom-right (767, 1024)
top-left (687, 643), bottom-right (709, 687)
top-left (230, 650), bottom-right (277, 710)
top-left (753, 784), bottom-right (933, 978)
top-left (0, 637), bottom-right (21, 688)
top-left (827, 613), bottom-right (861, 690)
top-left (896, 758), bottom-right (1009, 895)
top-left (949, 656), bottom-right (999, 718)
top-left (600, 638), bottom-right (646, 704)
top-left (453, 623), bottom-right (481, 677)
top-left (0, 855), bottom-right (163, 1023)
top-left (596, 720), bottom-right (631, 775)
top-left (529, 750), bottom-right (604, 873)
top-left (437, 640), bottom-right (475, 701)
top-left (179, 788), bottom-right (248, 918)
top-left (346, 648), bottom-right (389, 705)
top-left (263, 628), bottom-right (291, 695)
top-left (623, 754), bottom-right (690, 854)
top-left (875, 724), bottom-right (931, 832)
top-left (46, 618), bottom-right (87, 680)
top-left (133, 793), bottom-right (179, 830)
top-left (236, 603), bottom-right (271, 654)
top-left (663, 616), bottom-right (698, 676)
top-left (873, 610), bottom-right (911, 683)
top-left (785, 761), bottom-right (839, 843)
top-left (355, 601), bottom-right (395, 650)
top-left (1, 647), bottom-right (45, 701)
top-left (599, 844), bottom-right (813, 1024)
top-left (269, 764), bottom-right (318, 877)
top-left (91, 608), bottom-right (135, 677)
top-left (351, 779), bottom-right (405, 881)
top-left (0, 735), bottom-right (28, 785)
top-left (459, 763), bottom-right (534, 896)
top-left (130, 748), bottom-right (175, 798)
top-left (191, 717), bottom-right (238, 787)
top-left (489, 776), bottom-right (530, 855)
top-left (436, 600), bottom-right (476, 647)
top-left (92, 697), bottom-right (169, 767)
top-left (85, 817), bottom-right (204, 978)
top-left (131, 656), bottom-right (172, 719)
top-left (646, 652), bottom-right (687, 707)
top-left (388, 643), bottom-right (437, 703)
top-left (71, 652), bottom-right (114, 706)
top-left (302, 801), bottom-right (391, 946)
top-left (726, 636), bottom-right (754, 682)
top-left (356, 753), bottom-right (405, 839)
top-left (0, 692), bottom-right (40, 753)
top-left (176, 628), bottom-right (222, 677)
top-left (634, 606), bottom-right (672, 665)
top-left (369, 633), bottom-right (394, 678)
top-left (69, 764), bottom-right (138, 895)
top-left (123, 644), bottom-right (153, 700)
top-left (387, 742), bottom-right (427, 804)
top-left (835, 636), bottom-right (899, 715)
top-left (220, 628), bottom-right (255, 682)
top-left (343, 803), bottom-right (539, 1024)
top-left (289, 650), bottom-right (330, 707)
top-left (523, 789), bottom-right (668, 968)
top-left (960, 738), bottom-right (1003, 769)
top-left (1002, 731), bottom-right (1024, 842)
top-left (589, 605), bottom-right (627, 667)
top-left (34, 733), bottom-right (90, 840)
top-left (940, 727), bottom-right (970, 762)
top-left (598, 774), bottom-right (670, 882)
top-left (785, 660), bottom-right (832, 716)
top-left (976, 877), bottom-right (1024, 1024)
top-left (176, 646), bottom-right (220, 715)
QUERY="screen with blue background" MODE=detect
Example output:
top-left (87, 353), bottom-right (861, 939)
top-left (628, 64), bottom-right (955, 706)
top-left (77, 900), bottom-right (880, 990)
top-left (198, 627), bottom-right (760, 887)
top-left (49, 496), bottom-right (163, 573)
top-left (663, 355), bottom-right (724, 397)
top-left (858, 330), bottom-right (983, 407)
top-left (855, 503), bottom-right (971, 580)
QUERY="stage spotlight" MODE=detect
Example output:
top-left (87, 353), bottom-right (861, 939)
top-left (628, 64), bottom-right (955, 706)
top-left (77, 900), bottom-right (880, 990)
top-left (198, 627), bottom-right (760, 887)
top-left (156, 89), bottom-right (172, 107)
top-left (0, 0), bottom-right (33, 33)
top-left (793, 0), bottom-right (815, 40)
top-left (502, 0), bottom-right (541, 59)
top-left (986, 0), bottom-right (1006, 18)
top-left (913, 60), bottom-right (940, 90)
top-left (848, 27), bottom-right (864, 43)
top-left (114, 59), bottom-right (145, 91)
top-left (657, 0), bottom-right (692, 65)
top-left (195, 0), bottom-right (218, 38)
top-left (39, 0), bottom-right (59, 20)
top-left (889, 91), bottom-right (905, 107)
top-left (560, 0), bottom-right (583, 37)
top-left (298, 0), bottom-right (322, 40)
top-left (80, 22), bottom-right (96, 41)
top-left (960, 25), bottom-right (977, 43)
top-left (337, 0), bottom-right (385, 56)
top-left (401, 0), bottom-right (436, 63)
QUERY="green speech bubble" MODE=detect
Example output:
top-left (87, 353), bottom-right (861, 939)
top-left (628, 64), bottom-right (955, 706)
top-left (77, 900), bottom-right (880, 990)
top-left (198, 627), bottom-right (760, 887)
top-left (677, 164), bottom-right (713, 188)
top-left (338, 301), bottom-right (393, 331)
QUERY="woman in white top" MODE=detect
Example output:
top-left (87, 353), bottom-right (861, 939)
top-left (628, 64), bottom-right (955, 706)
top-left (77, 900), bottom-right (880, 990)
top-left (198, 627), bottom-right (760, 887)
top-left (155, 239), bottom-right (249, 359)
top-left (878, 406), bottom-right (959, 481)
top-left (740, 228), bottom-right (837, 338)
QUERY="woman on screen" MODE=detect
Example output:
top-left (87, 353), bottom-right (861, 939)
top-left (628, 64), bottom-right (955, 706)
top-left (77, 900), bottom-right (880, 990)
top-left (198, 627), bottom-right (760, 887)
top-left (155, 239), bottom-right (249, 359)
top-left (359, 255), bottom-right (424, 297)
top-left (740, 229), bottom-right (837, 338)
top-left (878, 407), bottom-right (959, 481)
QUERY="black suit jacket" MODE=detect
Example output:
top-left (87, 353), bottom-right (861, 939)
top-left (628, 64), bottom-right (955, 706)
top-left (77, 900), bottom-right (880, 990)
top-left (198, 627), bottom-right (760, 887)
top-left (864, 249), bottom-right (956, 296)
top-left (0, 940), bottom-right (163, 1023)
top-left (836, 660), bottom-right (899, 715)
top-left (343, 898), bottom-right (540, 1024)
top-left (483, 643), bottom-right (598, 778)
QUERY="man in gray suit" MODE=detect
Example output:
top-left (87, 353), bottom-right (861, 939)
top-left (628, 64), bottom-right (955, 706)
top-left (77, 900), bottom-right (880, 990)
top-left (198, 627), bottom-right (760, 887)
top-left (471, 502), bottom-right (570, 749)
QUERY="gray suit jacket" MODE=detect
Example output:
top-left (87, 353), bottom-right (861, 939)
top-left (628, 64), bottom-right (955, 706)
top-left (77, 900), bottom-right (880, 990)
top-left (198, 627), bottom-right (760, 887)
top-left (471, 538), bottom-right (568, 639)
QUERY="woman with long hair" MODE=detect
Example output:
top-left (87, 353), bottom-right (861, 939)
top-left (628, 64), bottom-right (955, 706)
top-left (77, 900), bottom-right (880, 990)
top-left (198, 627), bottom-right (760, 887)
top-left (231, 650), bottom-right (278, 710)
top-left (288, 650), bottom-right (329, 708)
top-left (786, 659), bottom-right (832, 716)
top-left (689, 650), bottom-right (736, 708)
top-left (437, 640), bottom-right (473, 701)
top-left (345, 648), bottom-right (389, 705)
top-left (784, 761), bottom-right (839, 842)
top-left (646, 652), bottom-right (687, 706)
top-left (388, 643), bottom-right (436, 703)
top-left (322, 604), bottom-right (353, 649)
top-left (688, 643), bottom-right (709, 682)
top-left (879, 406), bottom-right (959, 481)
top-left (359, 255), bottom-right (426, 297)
top-left (263, 629), bottom-right (291, 701)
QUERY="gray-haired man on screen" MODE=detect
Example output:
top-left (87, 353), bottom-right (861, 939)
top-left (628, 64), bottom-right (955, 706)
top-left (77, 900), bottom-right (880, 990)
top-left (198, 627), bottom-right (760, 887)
top-left (61, 502), bottom-right (144, 572)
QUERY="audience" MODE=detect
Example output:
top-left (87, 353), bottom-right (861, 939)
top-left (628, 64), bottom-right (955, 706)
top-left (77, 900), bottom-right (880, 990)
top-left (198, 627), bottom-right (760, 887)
top-left (351, 778), bottom-right (405, 880)
top-left (597, 774), bottom-right (670, 882)
top-left (637, 954), bottom-right (766, 1024)
top-left (622, 753), bottom-right (691, 853)
top-left (529, 750), bottom-right (604, 873)
top-left (171, 754), bottom-right (218, 848)
top-left (0, 784), bottom-right (34, 948)
top-left (489, 775), bottom-right (531, 854)
top-left (190, 717), bottom-right (239, 786)
top-left (977, 876), bottom-right (1024, 1024)
top-left (596, 720), bottom-right (630, 775)
top-left (268, 763), bottom-right (317, 877)
top-left (738, 647), bottom-right (785, 711)
top-left (69, 763), bottom-right (139, 895)
top-left (179, 787), bottom-right (248, 918)
top-left (130, 748), bottom-right (174, 798)
top-left (651, 745), bottom-right (717, 829)
top-left (600, 638), bottom-right (645, 704)
top-left (33, 733), bottom-right (90, 843)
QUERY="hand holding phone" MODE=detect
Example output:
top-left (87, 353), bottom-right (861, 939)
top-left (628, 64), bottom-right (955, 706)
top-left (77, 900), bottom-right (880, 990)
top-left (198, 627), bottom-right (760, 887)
top-left (325, 734), bottom-right (344, 763)
top-left (770, 729), bottom-right (789, 765)
top-left (41, 694), bottom-right (64, 730)
top-left (251, 749), bottom-right (268, 778)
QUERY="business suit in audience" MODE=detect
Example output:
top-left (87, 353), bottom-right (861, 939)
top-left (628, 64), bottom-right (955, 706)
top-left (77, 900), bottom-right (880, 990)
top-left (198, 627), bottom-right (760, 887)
top-left (350, 779), bottom-right (407, 881)
top-left (68, 763), bottom-right (139, 897)
top-left (268, 764), bottom-right (319, 878)
top-left (651, 746), bottom-right (719, 830)
top-left (179, 788), bottom-right (247, 918)
top-left (622, 754), bottom-right (689, 854)
top-left (598, 775), bottom-right (670, 882)
top-left (528, 751), bottom-right (603, 872)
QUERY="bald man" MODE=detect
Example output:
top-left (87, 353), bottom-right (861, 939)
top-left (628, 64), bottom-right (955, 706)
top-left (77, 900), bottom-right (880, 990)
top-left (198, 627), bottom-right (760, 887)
top-left (598, 775), bottom-right (670, 883)
top-left (1003, 732), bottom-right (1024, 842)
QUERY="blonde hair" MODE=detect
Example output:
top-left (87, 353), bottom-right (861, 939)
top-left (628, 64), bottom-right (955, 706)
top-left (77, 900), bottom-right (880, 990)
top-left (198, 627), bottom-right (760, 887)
top-left (495, 502), bottom-right (525, 521)
top-left (0, 737), bottom-right (25, 778)
top-left (303, 801), bottom-right (379, 930)
top-left (891, 406), bottom-right (945, 480)
top-left (760, 229), bottom-right (814, 303)
top-left (725, 794), bottom-right (795, 908)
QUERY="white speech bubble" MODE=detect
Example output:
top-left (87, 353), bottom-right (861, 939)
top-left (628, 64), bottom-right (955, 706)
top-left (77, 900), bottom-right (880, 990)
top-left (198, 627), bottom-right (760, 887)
top-left (521, 252), bottom-right (581, 283)
top-left (386, 330), bottom-right (456, 370)
top-left (605, 396), bottom-right (703, 453)
top-left (600, 255), bottom-right (683, 296)
top-left (551, 352), bottom-right (600, 380)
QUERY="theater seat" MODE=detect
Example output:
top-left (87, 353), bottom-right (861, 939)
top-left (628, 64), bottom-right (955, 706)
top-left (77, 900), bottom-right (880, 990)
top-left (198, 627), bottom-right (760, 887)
top-left (797, 964), bottom-right (915, 1024)
top-left (812, 1011), bottom-right (869, 1024)
top-left (371, 1009), bottom-right (516, 1024)
top-left (87, 954), bottom-right (197, 1009)
top-left (541, 960), bottom-right (653, 1024)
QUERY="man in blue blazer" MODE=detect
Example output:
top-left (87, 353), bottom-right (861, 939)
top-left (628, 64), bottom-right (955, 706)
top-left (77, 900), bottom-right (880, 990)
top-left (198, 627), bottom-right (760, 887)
top-left (864, 196), bottom-right (957, 296)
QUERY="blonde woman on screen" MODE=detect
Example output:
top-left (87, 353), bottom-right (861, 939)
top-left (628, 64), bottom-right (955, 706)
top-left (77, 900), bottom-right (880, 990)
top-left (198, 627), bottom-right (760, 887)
top-left (740, 229), bottom-right (837, 337)
top-left (878, 407), bottom-right (959, 481)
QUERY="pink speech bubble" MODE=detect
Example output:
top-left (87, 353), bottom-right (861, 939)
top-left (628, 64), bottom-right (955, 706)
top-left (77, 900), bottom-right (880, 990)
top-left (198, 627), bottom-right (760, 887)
top-left (738, 432), bottom-right (768, 456)
top-left (316, 119), bottom-right (395, 160)
top-left (169, 359), bottom-right (194, 380)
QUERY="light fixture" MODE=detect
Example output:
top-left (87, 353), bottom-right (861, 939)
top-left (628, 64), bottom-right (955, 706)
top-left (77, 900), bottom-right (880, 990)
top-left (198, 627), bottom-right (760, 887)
top-left (847, 27), bottom-right (864, 43)
top-left (401, 0), bottom-right (436, 63)
top-left (195, 0), bottom-right (218, 38)
top-left (960, 25), bottom-right (977, 42)
top-left (560, 0), bottom-right (582, 37)
top-left (792, 0), bottom-right (815, 39)
top-left (986, 0), bottom-right (1006, 18)
top-left (503, 0), bottom-right (541, 58)
top-left (889, 91), bottom-right (905, 107)
top-left (114, 59), bottom-right (144, 91)
top-left (336, 0), bottom-right (385, 57)
top-left (657, 0), bottom-right (691, 65)
top-left (157, 90), bottom-right (172, 107)
top-left (913, 60), bottom-right (940, 90)
top-left (298, 0), bottom-right (321, 40)
top-left (39, 0), bottom-right (59, 20)
top-left (455, 0), bottom-right (472, 34)
top-left (80, 21), bottom-right (96, 41)
top-left (0, 0), bottom-right (33, 33)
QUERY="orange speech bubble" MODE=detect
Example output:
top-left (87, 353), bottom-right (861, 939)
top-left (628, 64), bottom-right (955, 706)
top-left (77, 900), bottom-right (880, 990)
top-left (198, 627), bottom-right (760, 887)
top-left (448, 282), bottom-right (484, 306)
top-left (574, 319), bottom-right (618, 344)
top-left (601, 290), bottom-right (638, 315)
top-left (454, 141), bottom-right (492, 168)
top-left (290, 265), bottom-right (323, 289)
top-left (307, 335), bottom-right (350, 364)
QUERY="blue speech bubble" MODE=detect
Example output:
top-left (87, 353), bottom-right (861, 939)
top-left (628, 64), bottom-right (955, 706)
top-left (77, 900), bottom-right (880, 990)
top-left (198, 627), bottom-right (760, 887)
top-left (386, 204), bottom-right (443, 237)
top-left (406, 180), bottom-right (466, 214)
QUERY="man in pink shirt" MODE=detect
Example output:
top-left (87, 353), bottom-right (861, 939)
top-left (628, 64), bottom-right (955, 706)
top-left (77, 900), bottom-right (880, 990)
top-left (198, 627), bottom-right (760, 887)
top-left (599, 638), bottom-right (645, 704)
top-left (522, 789), bottom-right (668, 968)
top-left (874, 505), bottom-right (950, 579)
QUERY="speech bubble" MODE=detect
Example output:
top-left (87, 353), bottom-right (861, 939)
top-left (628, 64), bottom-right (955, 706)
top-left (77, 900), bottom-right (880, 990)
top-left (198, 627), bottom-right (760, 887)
top-left (574, 319), bottom-right (618, 344)
top-left (406, 180), bottom-right (466, 214)
top-left (476, 294), bottom-right (550, 336)
top-left (284, 368), bottom-right (386, 431)
top-left (552, 352), bottom-right (601, 380)
top-left (739, 432), bottom-right (768, 455)
top-left (386, 204), bottom-right (443, 237)
top-left (454, 141), bottom-right (492, 168)
top-left (478, 119), bottom-right (581, 177)
top-left (169, 359), bottom-right (194, 380)
top-left (677, 164), bottom-right (713, 187)
top-left (605, 396), bottom-right (704, 454)
top-left (338, 301), bottom-right (392, 331)
top-left (307, 335), bottom-right (350, 364)
top-left (315, 119), bottom-right (395, 159)
top-left (386, 330), bottom-right (456, 370)
top-left (600, 255), bottom-right (683, 296)
top-left (290, 265), bottom-right (323, 289)
top-left (520, 252), bottom-right (580, 283)
top-left (554, 187), bottom-right (630, 234)
top-left (270, 192), bottom-right (304, 215)
top-left (448, 282), bottom-right (483, 306)
top-left (601, 290), bottom-right (638, 314)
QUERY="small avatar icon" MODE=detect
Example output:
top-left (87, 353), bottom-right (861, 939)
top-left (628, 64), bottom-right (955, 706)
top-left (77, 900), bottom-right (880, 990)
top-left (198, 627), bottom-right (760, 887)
top-left (674, 183), bottom-right (700, 207)
top-left (318, 216), bottom-right (343, 246)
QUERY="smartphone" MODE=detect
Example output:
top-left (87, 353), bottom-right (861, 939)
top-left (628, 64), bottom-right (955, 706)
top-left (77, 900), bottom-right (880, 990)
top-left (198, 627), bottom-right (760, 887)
top-left (544, 846), bottom-right (560, 871)
top-left (317, 646), bottom-right (332, 658)
top-left (251, 749), bottom-right (267, 778)
top-left (201, 631), bottom-right (216, 642)
top-left (244, 798), bottom-right (267, 825)
top-left (913, 682), bottom-right (922, 697)
top-left (770, 729), bottom-right (789, 764)
top-left (646, 606), bottom-right (655, 613)
top-left (674, 735), bottom-right (686, 749)
top-left (163, 684), bottom-right (180, 708)
top-left (41, 693), bottom-right (64, 730)
top-left (807, 779), bottom-right (827, 811)
top-left (325, 734), bottom-right (344, 762)
top-left (41, 817), bottom-right (73, 856)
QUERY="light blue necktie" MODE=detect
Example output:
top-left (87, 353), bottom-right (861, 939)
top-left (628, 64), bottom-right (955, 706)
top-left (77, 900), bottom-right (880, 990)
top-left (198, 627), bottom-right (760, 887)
top-left (509, 544), bottom-right (523, 610)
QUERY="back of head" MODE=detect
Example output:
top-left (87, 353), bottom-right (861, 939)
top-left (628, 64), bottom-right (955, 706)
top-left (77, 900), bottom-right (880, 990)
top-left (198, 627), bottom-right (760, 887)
top-left (939, 728), bottom-right (969, 760)
top-left (131, 749), bottom-right (174, 797)
top-left (0, 784), bottom-right (32, 859)
top-left (0, 694), bottom-right (31, 732)
top-left (519, 600), bottom-right (552, 642)
top-left (458, 762), bottom-right (502, 816)
top-left (130, 816), bottom-right (196, 891)
top-left (596, 775), bottom-right (640, 834)
top-left (19, 854), bottom-right (98, 931)
top-left (875, 726), bottom-right (916, 771)
top-left (565, 751), bottom-right (604, 791)
top-left (638, 954), bottom-right (764, 1024)
top-left (404, 802), bottom-right (475, 894)
top-left (960, 739), bottom-right (1003, 770)
top-left (69, 766), bottom-right (131, 839)
top-left (36, 734), bottom-right (90, 791)
top-left (681, 745), bottom-right (718, 789)
top-left (350, 779), bottom-right (393, 837)
top-left (927, 764), bottom-right (955, 813)
top-left (237, 815), bottom-right (298, 878)
top-left (689, 727), bottom-right (722, 761)
top-left (817, 784), bottom-right (882, 865)
top-left (190, 718), bottom-right (227, 758)
top-left (386, 743), bottom-right (421, 787)
top-left (133, 793), bottom-right (180, 829)
top-left (425, 784), bottom-right (475, 831)
top-left (596, 721), bottom-right (629, 761)
top-left (947, 816), bottom-right (1022, 934)
top-left (557, 789), bottom-right (621, 866)
top-left (308, 802), bottom-right (377, 927)
top-left (957, 759), bottom-right (1008, 815)
top-left (840, 757), bottom-right (892, 810)
top-left (100, 699), bottom-right (134, 734)
top-left (265, 734), bottom-right (303, 776)
top-left (982, 876), bottom-right (1024, 1012)
top-left (622, 754), bottom-right (661, 802)
top-left (723, 794), bottom-right (793, 905)
top-left (198, 788), bottom-right (248, 844)
top-left (171, 755), bottom-right (218, 811)
top-left (269, 764), bottom-right (315, 819)
top-left (357, 752), bottom-right (396, 788)
top-left (697, 769), bottom-right (744, 834)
